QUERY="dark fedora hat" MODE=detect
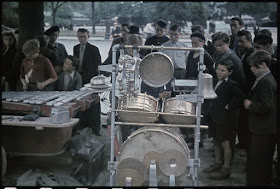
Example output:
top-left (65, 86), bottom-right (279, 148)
top-left (44, 26), bottom-right (60, 36)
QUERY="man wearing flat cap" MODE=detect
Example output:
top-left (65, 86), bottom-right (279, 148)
top-left (44, 26), bottom-right (68, 75)
top-left (141, 19), bottom-right (170, 56)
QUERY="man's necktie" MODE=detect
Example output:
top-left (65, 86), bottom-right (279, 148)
top-left (78, 45), bottom-right (85, 72)
top-left (64, 74), bottom-right (71, 90)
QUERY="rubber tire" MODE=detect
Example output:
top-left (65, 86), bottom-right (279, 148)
top-left (2, 146), bottom-right (7, 178)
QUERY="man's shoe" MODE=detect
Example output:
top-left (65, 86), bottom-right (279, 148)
top-left (209, 167), bottom-right (231, 179)
top-left (203, 163), bottom-right (223, 173)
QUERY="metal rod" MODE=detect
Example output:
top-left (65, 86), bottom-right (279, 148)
top-left (193, 47), bottom-right (205, 186)
top-left (122, 44), bottom-right (202, 52)
top-left (115, 122), bottom-right (208, 129)
top-left (109, 44), bottom-right (118, 186)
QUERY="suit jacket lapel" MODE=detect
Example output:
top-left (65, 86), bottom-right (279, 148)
top-left (60, 72), bottom-right (65, 90)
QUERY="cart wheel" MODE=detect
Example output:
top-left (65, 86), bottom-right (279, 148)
top-left (2, 146), bottom-right (7, 178)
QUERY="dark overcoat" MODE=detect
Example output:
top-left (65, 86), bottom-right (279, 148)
top-left (73, 42), bottom-right (101, 85)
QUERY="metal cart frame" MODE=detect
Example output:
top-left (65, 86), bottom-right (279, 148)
top-left (109, 44), bottom-right (206, 186)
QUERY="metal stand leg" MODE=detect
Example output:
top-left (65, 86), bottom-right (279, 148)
top-left (149, 160), bottom-right (157, 186)
top-left (169, 175), bottom-right (175, 186)
top-left (125, 177), bottom-right (132, 186)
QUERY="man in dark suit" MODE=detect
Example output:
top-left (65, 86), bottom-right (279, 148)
top-left (56, 55), bottom-right (82, 91)
top-left (244, 50), bottom-right (277, 186)
top-left (74, 28), bottom-right (101, 85)
top-left (74, 28), bottom-right (102, 136)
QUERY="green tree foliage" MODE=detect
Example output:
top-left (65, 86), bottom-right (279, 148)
top-left (44, 2), bottom-right (68, 26)
top-left (94, 1), bottom-right (155, 27)
top-left (222, 2), bottom-right (277, 24)
top-left (2, 2), bottom-right (19, 28)
top-left (153, 2), bottom-right (192, 27)
top-left (190, 2), bottom-right (207, 28)
top-left (2, 1), bottom-right (278, 29)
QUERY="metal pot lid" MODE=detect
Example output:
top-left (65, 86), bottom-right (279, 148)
top-left (90, 75), bottom-right (108, 85)
top-left (139, 52), bottom-right (174, 88)
top-left (159, 149), bottom-right (187, 176)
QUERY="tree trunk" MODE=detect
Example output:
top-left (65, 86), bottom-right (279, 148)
top-left (18, 2), bottom-right (44, 48)
top-left (52, 9), bottom-right (57, 25)
top-left (92, 2), bottom-right (96, 34)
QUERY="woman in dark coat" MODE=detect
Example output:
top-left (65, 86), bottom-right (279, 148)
top-left (2, 30), bottom-right (18, 91)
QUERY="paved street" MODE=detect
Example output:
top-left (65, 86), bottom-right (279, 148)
top-left (3, 112), bottom-right (248, 187)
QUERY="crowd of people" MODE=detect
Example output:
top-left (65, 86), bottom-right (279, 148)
top-left (1, 17), bottom-right (278, 186)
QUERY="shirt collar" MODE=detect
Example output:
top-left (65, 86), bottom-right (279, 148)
top-left (256, 70), bottom-right (270, 81)
top-left (80, 43), bottom-right (87, 47)
top-left (171, 40), bottom-right (178, 45)
top-left (218, 77), bottom-right (228, 83)
top-left (222, 49), bottom-right (232, 59)
top-left (51, 42), bottom-right (58, 48)
top-left (66, 71), bottom-right (75, 79)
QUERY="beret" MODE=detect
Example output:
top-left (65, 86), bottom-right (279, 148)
top-left (129, 25), bottom-right (140, 34)
top-left (44, 26), bottom-right (60, 36)
top-left (156, 20), bottom-right (167, 29)
top-left (190, 32), bottom-right (206, 41)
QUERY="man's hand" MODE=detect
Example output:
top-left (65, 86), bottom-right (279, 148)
top-left (159, 91), bottom-right (171, 99)
top-left (37, 82), bottom-right (46, 90)
top-left (244, 99), bottom-right (251, 110)
top-left (225, 104), bottom-right (229, 110)
top-left (22, 82), bottom-right (28, 91)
